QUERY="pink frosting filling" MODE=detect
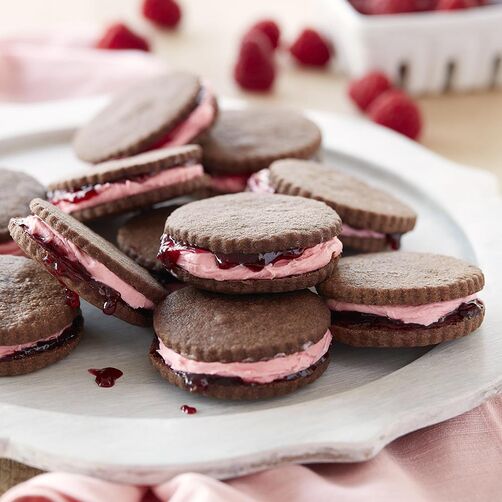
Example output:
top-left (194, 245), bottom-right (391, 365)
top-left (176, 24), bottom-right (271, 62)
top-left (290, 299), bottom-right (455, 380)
top-left (0, 323), bottom-right (71, 358)
top-left (155, 86), bottom-right (216, 148)
top-left (0, 239), bottom-right (24, 256)
top-left (327, 294), bottom-right (478, 326)
top-left (247, 169), bottom-right (275, 194)
top-left (52, 164), bottom-right (203, 214)
top-left (209, 174), bottom-right (250, 193)
top-left (174, 236), bottom-right (343, 281)
top-left (23, 216), bottom-right (154, 310)
top-left (157, 330), bottom-right (332, 384)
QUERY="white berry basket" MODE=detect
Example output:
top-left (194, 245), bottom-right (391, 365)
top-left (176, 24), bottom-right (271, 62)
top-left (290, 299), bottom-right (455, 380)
top-left (319, 0), bottom-right (502, 94)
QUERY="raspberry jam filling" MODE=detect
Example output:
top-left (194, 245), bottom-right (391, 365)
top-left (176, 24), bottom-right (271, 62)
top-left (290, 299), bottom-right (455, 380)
top-left (331, 300), bottom-right (484, 331)
top-left (158, 235), bottom-right (305, 272)
top-left (18, 216), bottom-right (154, 315)
top-left (0, 315), bottom-right (82, 363)
top-left (47, 164), bottom-right (203, 214)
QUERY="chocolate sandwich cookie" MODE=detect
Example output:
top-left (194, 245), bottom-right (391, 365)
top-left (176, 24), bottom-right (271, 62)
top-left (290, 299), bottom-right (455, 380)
top-left (117, 206), bottom-right (184, 293)
top-left (158, 193), bottom-right (343, 294)
top-left (73, 72), bottom-right (217, 163)
top-left (150, 287), bottom-right (332, 400)
top-left (198, 109), bottom-right (322, 194)
top-left (317, 252), bottom-right (485, 347)
top-left (47, 145), bottom-right (206, 222)
top-left (0, 256), bottom-right (83, 376)
top-left (9, 199), bottom-right (166, 326)
top-left (0, 168), bottom-right (45, 256)
top-left (249, 160), bottom-right (417, 252)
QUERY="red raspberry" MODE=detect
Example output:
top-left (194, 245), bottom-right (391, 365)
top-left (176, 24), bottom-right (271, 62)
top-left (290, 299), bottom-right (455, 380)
top-left (414, 0), bottom-right (438, 10)
top-left (348, 71), bottom-right (392, 111)
top-left (349, 0), bottom-right (372, 13)
top-left (436, 0), bottom-right (474, 9)
top-left (248, 20), bottom-right (280, 50)
top-left (234, 31), bottom-right (276, 92)
top-left (367, 90), bottom-right (422, 140)
top-left (290, 29), bottom-right (332, 67)
top-left (142, 0), bottom-right (182, 28)
top-left (368, 0), bottom-right (417, 14)
top-left (96, 23), bottom-right (150, 52)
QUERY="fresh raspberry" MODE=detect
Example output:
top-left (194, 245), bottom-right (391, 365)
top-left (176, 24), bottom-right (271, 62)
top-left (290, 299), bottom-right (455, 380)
top-left (348, 71), bottom-right (392, 111)
top-left (248, 20), bottom-right (280, 50)
top-left (290, 29), bottom-right (332, 67)
top-left (142, 0), bottom-right (182, 28)
top-left (436, 0), bottom-right (473, 9)
top-left (368, 0), bottom-right (418, 14)
top-left (96, 23), bottom-right (150, 52)
top-left (234, 31), bottom-right (276, 92)
top-left (349, 0), bottom-right (372, 13)
top-left (413, 0), bottom-right (438, 10)
top-left (367, 90), bottom-right (422, 140)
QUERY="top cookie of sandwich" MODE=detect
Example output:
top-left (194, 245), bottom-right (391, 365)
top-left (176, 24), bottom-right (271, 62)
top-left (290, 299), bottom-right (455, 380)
top-left (269, 160), bottom-right (417, 234)
top-left (164, 193), bottom-right (342, 254)
top-left (198, 109), bottom-right (322, 174)
top-left (73, 72), bottom-right (216, 163)
top-left (317, 252), bottom-right (485, 305)
top-left (0, 168), bottom-right (45, 242)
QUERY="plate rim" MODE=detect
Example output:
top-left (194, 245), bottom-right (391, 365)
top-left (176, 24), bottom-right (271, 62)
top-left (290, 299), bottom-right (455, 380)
top-left (0, 97), bottom-right (500, 484)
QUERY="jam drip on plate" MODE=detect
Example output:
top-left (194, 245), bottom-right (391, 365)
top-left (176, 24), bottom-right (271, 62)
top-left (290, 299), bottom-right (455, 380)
top-left (170, 354), bottom-right (329, 393)
top-left (180, 404), bottom-right (197, 415)
top-left (331, 300), bottom-right (484, 330)
top-left (88, 367), bottom-right (123, 388)
top-left (21, 223), bottom-right (130, 316)
top-left (0, 316), bottom-right (83, 362)
top-left (158, 235), bottom-right (305, 272)
top-left (385, 233), bottom-right (402, 251)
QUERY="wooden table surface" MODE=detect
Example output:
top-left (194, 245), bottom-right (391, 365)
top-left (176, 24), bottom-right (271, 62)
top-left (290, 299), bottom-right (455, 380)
top-left (0, 0), bottom-right (501, 492)
top-left (1, 0), bottom-right (501, 183)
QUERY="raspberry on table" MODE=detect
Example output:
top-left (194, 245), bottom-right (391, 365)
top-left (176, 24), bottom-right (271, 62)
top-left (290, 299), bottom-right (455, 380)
top-left (290, 28), bottom-right (332, 68)
top-left (234, 31), bottom-right (276, 92)
top-left (142, 0), bottom-right (182, 28)
top-left (367, 90), bottom-right (422, 140)
top-left (96, 23), bottom-right (150, 52)
top-left (247, 20), bottom-right (281, 50)
top-left (348, 71), bottom-right (393, 111)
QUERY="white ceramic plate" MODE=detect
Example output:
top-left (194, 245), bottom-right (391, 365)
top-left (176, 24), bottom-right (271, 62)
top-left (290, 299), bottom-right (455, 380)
top-left (0, 98), bottom-right (500, 485)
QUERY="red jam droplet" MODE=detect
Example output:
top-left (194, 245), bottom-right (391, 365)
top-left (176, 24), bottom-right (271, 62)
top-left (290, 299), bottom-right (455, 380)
top-left (88, 367), bottom-right (123, 388)
top-left (49, 185), bottom-right (99, 206)
top-left (180, 404), bottom-right (197, 415)
top-left (65, 288), bottom-right (80, 308)
top-left (386, 233), bottom-right (402, 251)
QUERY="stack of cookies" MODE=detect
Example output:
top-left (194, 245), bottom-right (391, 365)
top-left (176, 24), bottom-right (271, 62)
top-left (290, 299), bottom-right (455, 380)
top-left (2, 71), bottom-right (486, 403)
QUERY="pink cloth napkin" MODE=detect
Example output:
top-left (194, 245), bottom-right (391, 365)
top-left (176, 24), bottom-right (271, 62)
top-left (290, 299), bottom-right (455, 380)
top-left (2, 395), bottom-right (502, 502)
top-left (1, 31), bottom-right (501, 502)
top-left (0, 31), bottom-right (166, 102)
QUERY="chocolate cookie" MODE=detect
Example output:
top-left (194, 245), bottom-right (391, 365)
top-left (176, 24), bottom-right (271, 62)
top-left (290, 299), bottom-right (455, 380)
top-left (157, 193), bottom-right (343, 294)
top-left (0, 168), bottom-right (45, 256)
top-left (249, 160), bottom-right (417, 252)
top-left (73, 72), bottom-right (218, 163)
top-left (48, 145), bottom-right (207, 222)
top-left (9, 199), bottom-right (166, 326)
top-left (117, 206), bottom-right (184, 292)
top-left (317, 252), bottom-right (485, 347)
top-left (198, 109), bottom-right (322, 194)
top-left (0, 256), bottom-right (83, 376)
top-left (150, 287), bottom-right (332, 399)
